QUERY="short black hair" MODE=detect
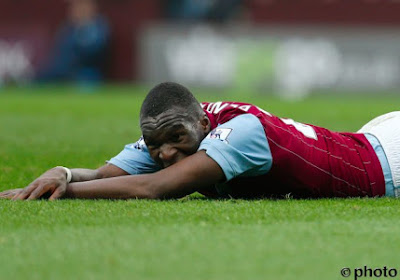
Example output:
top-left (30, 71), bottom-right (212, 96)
top-left (140, 82), bottom-right (203, 120)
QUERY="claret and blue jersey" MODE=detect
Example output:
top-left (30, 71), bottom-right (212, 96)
top-left (109, 101), bottom-right (386, 199)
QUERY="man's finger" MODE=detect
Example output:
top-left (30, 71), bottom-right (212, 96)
top-left (0, 190), bottom-right (13, 197)
top-left (13, 184), bottom-right (38, 200)
top-left (0, 192), bottom-right (13, 198)
top-left (0, 189), bottom-right (21, 199)
top-left (5, 192), bottom-right (20, 199)
top-left (0, 194), bottom-right (12, 199)
top-left (49, 187), bottom-right (64, 201)
top-left (27, 184), bottom-right (50, 200)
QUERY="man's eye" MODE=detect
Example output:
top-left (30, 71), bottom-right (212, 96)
top-left (171, 134), bottom-right (182, 142)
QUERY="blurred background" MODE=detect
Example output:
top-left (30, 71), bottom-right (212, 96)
top-left (2, 0), bottom-right (400, 98)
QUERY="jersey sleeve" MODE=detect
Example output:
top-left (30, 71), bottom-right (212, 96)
top-left (198, 114), bottom-right (273, 181)
top-left (108, 136), bottom-right (161, 175)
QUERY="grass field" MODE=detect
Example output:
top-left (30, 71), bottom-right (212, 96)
top-left (1, 85), bottom-right (400, 280)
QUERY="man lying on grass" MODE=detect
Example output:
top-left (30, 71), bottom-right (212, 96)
top-left (1, 82), bottom-right (399, 200)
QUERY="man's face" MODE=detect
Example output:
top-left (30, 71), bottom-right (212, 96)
top-left (140, 108), bottom-right (210, 168)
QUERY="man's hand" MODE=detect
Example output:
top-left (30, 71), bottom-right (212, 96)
top-left (13, 167), bottom-right (69, 201)
top-left (0, 164), bottom-right (129, 201)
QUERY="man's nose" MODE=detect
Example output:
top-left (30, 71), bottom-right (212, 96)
top-left (159, 144), bottom-right (178, 164)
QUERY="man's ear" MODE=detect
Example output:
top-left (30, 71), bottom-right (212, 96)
top-left (200, 114), bottom-right (211, 134)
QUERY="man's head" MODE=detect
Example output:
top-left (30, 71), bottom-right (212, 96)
top-left (140, 82), bottom-right (211, 168)
top-left (67, 0), bottom-right (98, 26)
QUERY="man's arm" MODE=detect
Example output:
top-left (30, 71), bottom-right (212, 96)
top-left (65, 151), bottom-right (224, 199)
top-left (7, 164), bottom-right (128, 200)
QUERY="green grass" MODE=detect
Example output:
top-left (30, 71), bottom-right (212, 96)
top-left (1, 85), bottom-right (400, 280)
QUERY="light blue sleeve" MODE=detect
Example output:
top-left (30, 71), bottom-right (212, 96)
top-left (108, 137), bottom-right (161, 175)
top-left (198, 114), bottom-right (273, 181)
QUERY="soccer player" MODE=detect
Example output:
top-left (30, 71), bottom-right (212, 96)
top-left (1, 82), bottom-right (399, 200)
